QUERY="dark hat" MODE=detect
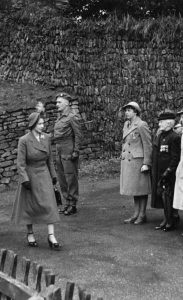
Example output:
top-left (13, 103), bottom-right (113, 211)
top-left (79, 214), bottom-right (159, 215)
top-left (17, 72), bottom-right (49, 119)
top-left (158, 110), bottom-right (176, 121)
top-left (177, 109), bottom-right (183, 115)
top-left (122, 101), bottom-right (141, 113)
top-left (28, 112), bottom-right (40, 128)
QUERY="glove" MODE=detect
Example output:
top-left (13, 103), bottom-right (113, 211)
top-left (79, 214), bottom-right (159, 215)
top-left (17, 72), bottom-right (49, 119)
top-left (71, 151), bottom-right (79, 160)
top-left (52, 177), bottom-right (57, 185)
top-left (22, 181), bottom-right (31, 190)
top-left (162, 168), bottom-right (172, 180)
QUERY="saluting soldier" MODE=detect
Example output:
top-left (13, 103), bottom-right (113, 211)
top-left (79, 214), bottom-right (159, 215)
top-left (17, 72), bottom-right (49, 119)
top-left (54, 92), bottom-right (82, 216)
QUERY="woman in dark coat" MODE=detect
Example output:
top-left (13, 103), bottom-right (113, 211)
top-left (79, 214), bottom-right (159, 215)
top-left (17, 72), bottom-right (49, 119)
top-left (11, 112), bottom-right (61, 250)
top-left (151, 110), bottom-right (181, 231)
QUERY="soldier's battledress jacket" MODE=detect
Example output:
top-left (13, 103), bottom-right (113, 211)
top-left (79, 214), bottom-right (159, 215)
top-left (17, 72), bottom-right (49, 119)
top-left (54, 107), bottom-right (82, 205)
top-left (54, 108), bottom-right (82, 157)
top-left (151, 129), bottom-right (181, 208)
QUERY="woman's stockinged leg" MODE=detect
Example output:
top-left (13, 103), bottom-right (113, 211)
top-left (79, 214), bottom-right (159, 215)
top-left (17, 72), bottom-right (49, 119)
top-left (123, 197), bottom-right (140, 224)
top-left (138, 195), bottom-right (148, 217)
top-left (48, 224), bottom-right (58, 244)
top-left (133, 196), bottom-right (141, 218)
top-left (47, 224), bottom-right (61, 250)
top-left (26, 224), bottom-right (38, 246)
top-left (134, 195), bottom-right (148, 225)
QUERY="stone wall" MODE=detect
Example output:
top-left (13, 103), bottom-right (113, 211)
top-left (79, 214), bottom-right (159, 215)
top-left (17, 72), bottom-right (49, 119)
top-left (0, 99), bottom-right (102, 190)
top-left (0, 14), bottom-right (183, 188)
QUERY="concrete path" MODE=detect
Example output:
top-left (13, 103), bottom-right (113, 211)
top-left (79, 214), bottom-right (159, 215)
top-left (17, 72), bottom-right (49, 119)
top-left (1, 178), bottom-right (183, 300)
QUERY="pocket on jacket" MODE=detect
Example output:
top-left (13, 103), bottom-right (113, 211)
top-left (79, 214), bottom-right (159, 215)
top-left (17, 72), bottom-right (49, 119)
top-left (131, 151), bottom-right (143, 158)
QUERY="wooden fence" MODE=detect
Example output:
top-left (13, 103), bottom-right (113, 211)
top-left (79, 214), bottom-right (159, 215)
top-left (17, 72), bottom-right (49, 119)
top-left (0, 249), bottom-right (103, 300)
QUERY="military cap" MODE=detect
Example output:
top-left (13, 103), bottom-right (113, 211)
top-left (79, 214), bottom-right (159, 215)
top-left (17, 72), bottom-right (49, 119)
top-left (55, 92), bottom-right (77, 102)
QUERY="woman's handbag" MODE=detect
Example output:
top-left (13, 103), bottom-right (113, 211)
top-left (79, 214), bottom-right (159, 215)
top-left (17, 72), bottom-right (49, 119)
top-left (54, 186), bottom-right (62, 206)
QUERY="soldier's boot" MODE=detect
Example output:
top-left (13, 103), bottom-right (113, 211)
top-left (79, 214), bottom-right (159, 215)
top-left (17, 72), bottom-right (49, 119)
top-left (64, 205), bottom-right (77, 216)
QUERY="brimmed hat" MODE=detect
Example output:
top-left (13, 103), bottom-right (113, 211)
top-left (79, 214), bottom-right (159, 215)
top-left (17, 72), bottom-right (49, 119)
top-left (177, 109), bottom-right (183, 115)
top-left (28, 112), bottom-right (40, 128)
top-left (158, 110), bottom-right (176, 121)
top-left (122, 101), bottom-right (141, 113)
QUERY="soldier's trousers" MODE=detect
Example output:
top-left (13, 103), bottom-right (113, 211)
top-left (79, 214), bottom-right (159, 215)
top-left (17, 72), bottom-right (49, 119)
top-left (56, 152), bottom-right (79, 207)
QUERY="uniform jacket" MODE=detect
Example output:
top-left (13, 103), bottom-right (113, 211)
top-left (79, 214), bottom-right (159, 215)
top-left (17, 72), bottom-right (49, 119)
top-left (120, 116), bottom-right (152, 196)
top-left (151, 129), bottom-right (181, 208)
top-left (11, 132), bottom-right (59, 225)
top-left (54, 108), bottom-right (82, 154)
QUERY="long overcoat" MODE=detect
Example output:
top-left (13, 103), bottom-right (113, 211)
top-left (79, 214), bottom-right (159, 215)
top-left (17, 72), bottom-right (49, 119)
top-left (11, 132), bottom-right (60, 225)
top-left (173, 133), bottom-right (183, 210)
top-left (120, 116), bottom-right (152, 196)
top-left (151, 129), bottom-right (181, 208)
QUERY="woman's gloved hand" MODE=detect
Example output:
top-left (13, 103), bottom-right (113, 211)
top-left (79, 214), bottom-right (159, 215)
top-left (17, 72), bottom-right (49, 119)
top-left (22, 181), bottom-right (31, 190)
top-left (162, 168), bottom-right (172, 180)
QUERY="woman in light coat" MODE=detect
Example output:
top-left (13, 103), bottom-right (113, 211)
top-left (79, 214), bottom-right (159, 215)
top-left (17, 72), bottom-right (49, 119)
top-left (120, 102), bottom-right (152, 225)
top-left (173, 109), bottom-right (183, 214)
top-left (11, 112), bottom-right (61, 250)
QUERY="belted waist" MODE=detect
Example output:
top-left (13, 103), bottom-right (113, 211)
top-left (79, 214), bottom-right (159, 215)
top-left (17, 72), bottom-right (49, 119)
top-left (55, 136), bottom-right (73, 144)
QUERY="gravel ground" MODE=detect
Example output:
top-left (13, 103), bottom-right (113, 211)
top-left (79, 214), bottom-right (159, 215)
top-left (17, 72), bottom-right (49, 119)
top-left (1, 177), bottom-right (183, 300)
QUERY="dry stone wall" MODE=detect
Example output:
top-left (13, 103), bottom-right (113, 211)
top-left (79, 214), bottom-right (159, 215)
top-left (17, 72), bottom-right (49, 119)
top-left (0, 99), bottom-right (100, 191)
top-left (0, 15), bottom-right (183, 189)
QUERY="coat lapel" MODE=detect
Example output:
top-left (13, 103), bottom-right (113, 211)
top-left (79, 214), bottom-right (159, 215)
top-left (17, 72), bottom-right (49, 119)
top-left (123, 117), bottom-right (141, 139)
top-left (28, 132), bottom-right (48, 153)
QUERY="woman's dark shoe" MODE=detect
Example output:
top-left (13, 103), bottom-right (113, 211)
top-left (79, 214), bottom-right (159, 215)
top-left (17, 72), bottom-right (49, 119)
top-left (155, 224), bottom-right (166, 230)
top-left (124, 216), bottom-right (138, 224)
top-left (155, 220), bottom-right (167, 230)
top-left (64, 206), bottom-right (77, 216)
top-left (134, 215), bottom-right (147, 225)
top-left (163, 224), bottom-right (176, 232)
top-left (48, 234), bottom-right (61, 251)
top-left (27, 232), bottom-right (38, 247)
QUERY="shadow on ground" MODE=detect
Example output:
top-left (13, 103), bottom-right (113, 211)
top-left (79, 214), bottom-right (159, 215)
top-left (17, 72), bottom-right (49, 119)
top-left (1, 178), bottom-right (183, 300)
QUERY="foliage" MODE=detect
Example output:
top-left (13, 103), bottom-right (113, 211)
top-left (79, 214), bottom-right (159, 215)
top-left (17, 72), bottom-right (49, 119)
top-left (68, 0), bottom-right (183, 20)
top-left (0, 0), bottom-right (68, 12)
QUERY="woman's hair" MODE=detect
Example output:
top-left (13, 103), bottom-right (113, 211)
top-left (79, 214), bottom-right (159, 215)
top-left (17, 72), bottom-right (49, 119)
top-left (129, 106), bottom-right (140, 116)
